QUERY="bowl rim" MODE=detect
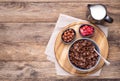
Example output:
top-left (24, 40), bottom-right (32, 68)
top-left (68, 38), bottom-right (101, 72)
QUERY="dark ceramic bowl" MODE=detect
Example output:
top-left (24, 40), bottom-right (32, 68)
top-left (79, 24), bottom-right (95, 38)
top-left (61, 28), bottom-right (76, 44)
top-left (68, 38), bottom-right (100, 72)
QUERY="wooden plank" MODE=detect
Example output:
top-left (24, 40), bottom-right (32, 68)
top-left (99, 60), bottom-right (120, 78)
top-left (0, 42), bottom-right (49, 61)
top-left (108, 28), bottom-right (120, 41)
top-left (0, 41), bottom-right (119, 61)
top-left (0, 61), bottom-right (55, 71)
top-left (0, 2), bottom-right (119, 23)
top-left (0, 78), bottom-right (119, 81)
top-left (108, 42), bottom-right (120, 61)
top-left (0, 62), bottom-right (56, 79)
top-left (0, 79), bottom-right (120, 81)
top-left (0, 22), bottom-right (119, 59)
top-left (0, 23), bottom-right (119, 43)
top-left (0, 61), bottom-right (119, 79)
top-left (0, 0), bottom-right (119, 3)
top-left (0, 23), bottom-right (54, 43)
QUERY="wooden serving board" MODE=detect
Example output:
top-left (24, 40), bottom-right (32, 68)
top-left (54, 21), bottom-right (109, 76)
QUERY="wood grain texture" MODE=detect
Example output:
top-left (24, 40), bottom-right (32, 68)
top-left (0, 61), bottom-right (56, 78)
top-left (0, 23), bottom-right (54, 43)
top-left (0, 2), bottom-right (119, 23)
top-left (0, 61), bottom-right (119, 79)
top-left (0, 40), bottom-right (119, 62)
top-left (0, 0), bottom-right (119, 80)
top-left (54, 22), bottom-right (109, 76)
top-left (0, 41), bottom-right (119, 62)
top-left (0, 23), bottom-right (119, 78)
top-left (0, 22), bottom-right (119, 78)
top-left (0, 0), bottom-right (119, 3)
top-left (0, 23), bottom-right (119, 43)
top-left (0, 79), bottom-right (120, 81)
top-left (0, 42), bottom-right (48, 61)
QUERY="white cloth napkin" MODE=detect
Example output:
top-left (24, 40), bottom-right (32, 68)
top-left (45, 14), bottom-right (108, 76)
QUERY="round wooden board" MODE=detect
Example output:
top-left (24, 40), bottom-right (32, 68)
top-left (54, 21), bottom-right (109, 76)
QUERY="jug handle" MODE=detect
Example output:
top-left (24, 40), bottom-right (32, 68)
top-left (104, 15), bottom-right (113, 23)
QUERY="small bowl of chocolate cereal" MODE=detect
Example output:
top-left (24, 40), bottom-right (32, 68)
top-left (68, 38), bottom-right (100, 72)
top-left (61, 28), bottom-right (76, 44)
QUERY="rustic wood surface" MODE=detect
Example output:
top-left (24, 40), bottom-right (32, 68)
top-left (54, 22), bottom-right (109, 76)
top-left (0, 0), bottom-right (119, 81)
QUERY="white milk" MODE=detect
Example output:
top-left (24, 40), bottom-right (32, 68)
top-left (90, 5), bottom-right (106, 20)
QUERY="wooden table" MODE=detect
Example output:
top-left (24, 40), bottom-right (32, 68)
top-left (0, 0), bottom-right (119, 81)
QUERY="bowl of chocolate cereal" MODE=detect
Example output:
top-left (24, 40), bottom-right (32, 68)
top-left (61, 28), bottom-right (76, 44)
top-left (68, 38), bottom-right (100, 72)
